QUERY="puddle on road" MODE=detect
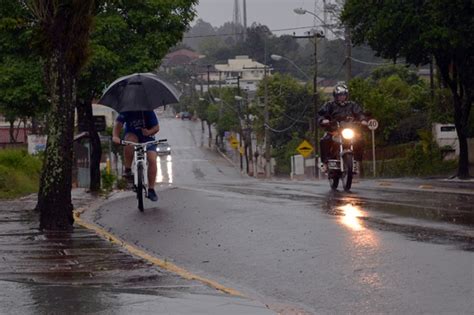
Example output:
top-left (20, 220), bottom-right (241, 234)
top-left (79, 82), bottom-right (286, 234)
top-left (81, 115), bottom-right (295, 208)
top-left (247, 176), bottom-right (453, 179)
top-left (322, 193), bottom-right (474, 251)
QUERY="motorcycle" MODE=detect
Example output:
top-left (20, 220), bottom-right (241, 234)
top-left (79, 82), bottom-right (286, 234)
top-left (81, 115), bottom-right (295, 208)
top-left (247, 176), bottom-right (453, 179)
top-left (324, 118), bottom-right (362, 191)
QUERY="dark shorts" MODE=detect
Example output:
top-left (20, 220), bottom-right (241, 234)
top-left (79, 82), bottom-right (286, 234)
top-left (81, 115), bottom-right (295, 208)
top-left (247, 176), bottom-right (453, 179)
top-left (123, 132), bottom-right (157, 152)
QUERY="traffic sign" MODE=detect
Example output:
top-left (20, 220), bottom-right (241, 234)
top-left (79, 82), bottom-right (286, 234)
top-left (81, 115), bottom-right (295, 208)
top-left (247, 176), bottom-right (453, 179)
top-left (367, 119), bottom-right (379, 130)
top-left (229, 135), bottom-right (239, 149)
top-left (296, 140), bottom-right (314, 158)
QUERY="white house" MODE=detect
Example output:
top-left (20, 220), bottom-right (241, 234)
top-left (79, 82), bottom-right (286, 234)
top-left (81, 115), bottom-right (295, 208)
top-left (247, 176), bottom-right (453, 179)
top-left (214, 55), bottom-right (271, 92)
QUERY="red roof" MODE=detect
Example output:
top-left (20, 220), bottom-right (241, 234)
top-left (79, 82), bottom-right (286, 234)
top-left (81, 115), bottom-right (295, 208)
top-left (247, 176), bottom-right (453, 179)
top-left (163, 49), bottom-right (202, 67)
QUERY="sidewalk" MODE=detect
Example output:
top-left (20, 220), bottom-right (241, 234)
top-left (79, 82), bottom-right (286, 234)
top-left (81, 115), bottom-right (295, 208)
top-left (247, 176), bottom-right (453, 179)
top-left (0, 191), bottom-right (275, 315)
top-left (358, 177), bottom-right (474, 195)
top-left (217, 146), bottom-right (474, 195)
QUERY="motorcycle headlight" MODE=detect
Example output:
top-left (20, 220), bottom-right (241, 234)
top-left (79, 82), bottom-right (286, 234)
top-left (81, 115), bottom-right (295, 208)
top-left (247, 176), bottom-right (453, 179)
top-left (342, 128), bottom-right (355, 140)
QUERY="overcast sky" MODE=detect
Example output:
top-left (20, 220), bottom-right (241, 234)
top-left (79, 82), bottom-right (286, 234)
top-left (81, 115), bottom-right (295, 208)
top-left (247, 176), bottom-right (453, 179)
top-left (194, 0), bottom-right (324, 35)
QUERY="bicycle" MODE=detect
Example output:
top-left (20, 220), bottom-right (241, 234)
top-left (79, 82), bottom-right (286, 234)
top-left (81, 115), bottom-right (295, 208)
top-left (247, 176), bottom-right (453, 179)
top-left (120, 138), bottom-right (167, 211)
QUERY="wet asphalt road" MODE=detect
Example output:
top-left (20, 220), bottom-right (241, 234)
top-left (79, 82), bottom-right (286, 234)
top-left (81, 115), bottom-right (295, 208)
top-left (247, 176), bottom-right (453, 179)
top-left (91, 116), bottom-right (474, 314)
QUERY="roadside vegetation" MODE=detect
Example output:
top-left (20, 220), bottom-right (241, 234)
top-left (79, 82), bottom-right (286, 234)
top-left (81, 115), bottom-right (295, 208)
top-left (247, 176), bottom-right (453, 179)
top-left (0, 149), bottom-right (42, 199)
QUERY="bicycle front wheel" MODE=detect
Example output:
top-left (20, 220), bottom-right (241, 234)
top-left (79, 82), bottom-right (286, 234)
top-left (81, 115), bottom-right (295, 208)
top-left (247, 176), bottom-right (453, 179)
top-left (137, 163), bottom-right (144, 211)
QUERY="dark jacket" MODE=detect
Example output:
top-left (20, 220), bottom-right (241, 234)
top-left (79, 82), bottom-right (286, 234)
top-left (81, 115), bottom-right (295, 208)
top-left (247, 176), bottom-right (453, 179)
top-left (317, 100), bottom-right (366, 131)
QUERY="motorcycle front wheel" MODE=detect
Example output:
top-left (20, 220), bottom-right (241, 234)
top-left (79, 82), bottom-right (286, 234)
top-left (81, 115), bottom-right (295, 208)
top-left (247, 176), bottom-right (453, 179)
top-left (328, 171), bottom-right (339, 190)
top-left (341, 154), bottom-right (353, 191)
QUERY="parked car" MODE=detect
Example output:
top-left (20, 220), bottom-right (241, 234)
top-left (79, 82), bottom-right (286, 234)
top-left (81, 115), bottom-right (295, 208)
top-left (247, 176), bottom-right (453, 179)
top-left (156, 142), bottom-right (171, 155)
top-left (181, 111), bottom-right (192, 120)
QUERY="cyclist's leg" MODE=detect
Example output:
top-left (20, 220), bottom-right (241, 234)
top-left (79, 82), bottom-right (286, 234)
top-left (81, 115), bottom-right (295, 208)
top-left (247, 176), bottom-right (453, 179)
top-left (123, 133), bottom-right (139, 169)
top-left (146, 149), bottom-right (158, 186)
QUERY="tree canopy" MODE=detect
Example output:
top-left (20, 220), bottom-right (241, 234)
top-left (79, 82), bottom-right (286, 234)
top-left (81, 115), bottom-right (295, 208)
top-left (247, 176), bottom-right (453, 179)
top-left (342, 0), bottom-right (473, 178)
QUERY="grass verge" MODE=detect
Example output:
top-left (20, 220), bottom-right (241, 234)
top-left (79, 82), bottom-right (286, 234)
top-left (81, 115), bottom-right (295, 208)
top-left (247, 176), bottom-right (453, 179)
top-left (0, 149), bottom-right (42, 199)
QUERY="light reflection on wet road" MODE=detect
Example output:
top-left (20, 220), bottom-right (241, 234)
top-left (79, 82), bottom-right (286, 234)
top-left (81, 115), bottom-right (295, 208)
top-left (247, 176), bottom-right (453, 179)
top-left (156, 154), bottom-right (173, 184)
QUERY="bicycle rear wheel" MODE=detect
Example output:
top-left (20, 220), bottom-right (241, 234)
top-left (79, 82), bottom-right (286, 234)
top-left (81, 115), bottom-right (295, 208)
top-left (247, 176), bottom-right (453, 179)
top-left (137, 163), bottom-right (144, 211)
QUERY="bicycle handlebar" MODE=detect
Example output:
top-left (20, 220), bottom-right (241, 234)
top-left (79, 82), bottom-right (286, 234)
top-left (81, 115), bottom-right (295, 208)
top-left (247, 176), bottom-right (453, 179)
top-left (120, 139), bottom-right (168, 147)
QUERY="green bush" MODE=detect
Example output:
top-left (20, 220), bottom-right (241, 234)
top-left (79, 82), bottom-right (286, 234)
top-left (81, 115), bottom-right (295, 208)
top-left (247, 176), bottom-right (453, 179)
top-left (273, 134), bottom-right (303, 175)
top-left (0, 149), bottom-right (42, 199)
top-left (101, 169), bottom-right (116, 192)
top-left (0, 149), bottom-right (42, 175)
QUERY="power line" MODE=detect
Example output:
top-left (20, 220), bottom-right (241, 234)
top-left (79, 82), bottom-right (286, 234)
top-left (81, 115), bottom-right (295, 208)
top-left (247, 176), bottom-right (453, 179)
top-left (183, 25), bottom-right (316, 39)
top-left (350, 56), bottom-right (391, 66)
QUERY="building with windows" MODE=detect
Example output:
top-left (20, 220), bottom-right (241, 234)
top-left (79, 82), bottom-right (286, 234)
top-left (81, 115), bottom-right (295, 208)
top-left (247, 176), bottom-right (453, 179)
top-left (214, 55), bottom-right (272, 92)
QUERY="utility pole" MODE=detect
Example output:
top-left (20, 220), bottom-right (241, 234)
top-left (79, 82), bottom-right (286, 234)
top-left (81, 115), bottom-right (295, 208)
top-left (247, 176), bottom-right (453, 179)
top-left (264, 64), bottom-right (271, 178)
top-left (206, 64), bottom-right (211, 93)
top-left (293, 31), bottom-right (324, 178)
top-left (429, 55), bottom-right (435, 100)
top-left (243, 64), bottom-right (271, 178)
top-left (344, 26), bottom-right (352, 83)
top-left (218, 71), bottom-right (223, 118)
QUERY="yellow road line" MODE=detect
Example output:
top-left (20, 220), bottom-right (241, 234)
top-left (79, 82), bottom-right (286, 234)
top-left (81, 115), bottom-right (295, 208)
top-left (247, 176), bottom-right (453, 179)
top-left (418, 185), bottom-right (434, 189)
top-left (73, 212), bottom-right (244, 297)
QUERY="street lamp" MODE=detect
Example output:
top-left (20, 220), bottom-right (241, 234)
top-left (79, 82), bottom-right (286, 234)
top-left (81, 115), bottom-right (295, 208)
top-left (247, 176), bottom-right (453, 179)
top-left (294, 6), bottom-right (352, 83)
top-left (270, 54), bottom-right (311, 80)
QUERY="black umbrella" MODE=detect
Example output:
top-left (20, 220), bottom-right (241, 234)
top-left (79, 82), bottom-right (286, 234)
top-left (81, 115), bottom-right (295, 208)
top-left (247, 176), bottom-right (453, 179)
top-left (98, 73), bottom-right (181, 112)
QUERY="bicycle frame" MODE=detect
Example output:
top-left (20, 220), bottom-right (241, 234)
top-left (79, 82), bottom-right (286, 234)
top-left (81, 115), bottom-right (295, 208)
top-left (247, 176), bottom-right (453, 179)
top-left (121, 140), bottom-right (156, 187)
top-left (121, 139), bottom-right (167, 210)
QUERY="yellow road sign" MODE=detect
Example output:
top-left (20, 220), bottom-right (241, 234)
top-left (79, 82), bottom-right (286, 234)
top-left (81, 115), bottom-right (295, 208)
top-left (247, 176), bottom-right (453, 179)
top-left (239, 146), bottom-right (244, 155)
top-left (296, 140), bottom-right (314, 158)
top-left (229, 135), bottom-right (239, 149)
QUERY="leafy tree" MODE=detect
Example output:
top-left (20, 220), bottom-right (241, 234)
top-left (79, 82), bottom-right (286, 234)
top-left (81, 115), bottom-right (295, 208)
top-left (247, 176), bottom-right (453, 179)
top-left (370, 65), bottom-right (421, 86)
top-left (183, 18), bottom-right (216, 50)
top-left (0, 57), bottom-right (47, 141)
top-left (253, 74), bottom-right (313, 173)
top-left (0, 1), bottom-right (48, 140)
top-left (342, 0), bottom-right (473, 178)
top-left (349, 73), bottom-right (431, 145)
top-left (29, 0), bottom-right (97, 230)
top-left (213, 87), bottom-right (240, 138)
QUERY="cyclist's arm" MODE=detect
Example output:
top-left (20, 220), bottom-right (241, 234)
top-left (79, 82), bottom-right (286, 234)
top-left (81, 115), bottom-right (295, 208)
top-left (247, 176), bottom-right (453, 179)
top-left (112, 121), bottom-right (123, 144)
top-left (142, 124), bottom-right (160, 137)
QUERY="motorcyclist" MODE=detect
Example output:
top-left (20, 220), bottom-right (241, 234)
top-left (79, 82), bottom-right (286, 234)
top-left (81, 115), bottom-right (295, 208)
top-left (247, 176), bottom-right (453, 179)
top-left (317, 83), bottom-right (367, 173)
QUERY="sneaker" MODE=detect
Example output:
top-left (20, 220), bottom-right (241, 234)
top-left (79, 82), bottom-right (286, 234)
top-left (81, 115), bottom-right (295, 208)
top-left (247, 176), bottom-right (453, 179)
top-left (320, 163), bottom-right (328, 174)
top-left (147, 189), bottom-right (158, 202)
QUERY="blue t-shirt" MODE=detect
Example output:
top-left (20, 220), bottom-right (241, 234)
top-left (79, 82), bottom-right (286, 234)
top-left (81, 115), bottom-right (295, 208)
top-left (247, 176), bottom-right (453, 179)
top-left (116, 111), bottom-right (159, 141)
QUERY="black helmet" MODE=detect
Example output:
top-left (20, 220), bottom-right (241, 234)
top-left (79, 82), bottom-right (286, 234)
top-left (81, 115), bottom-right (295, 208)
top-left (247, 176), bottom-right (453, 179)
top-left (333, 83), bottom-right (349, 98)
